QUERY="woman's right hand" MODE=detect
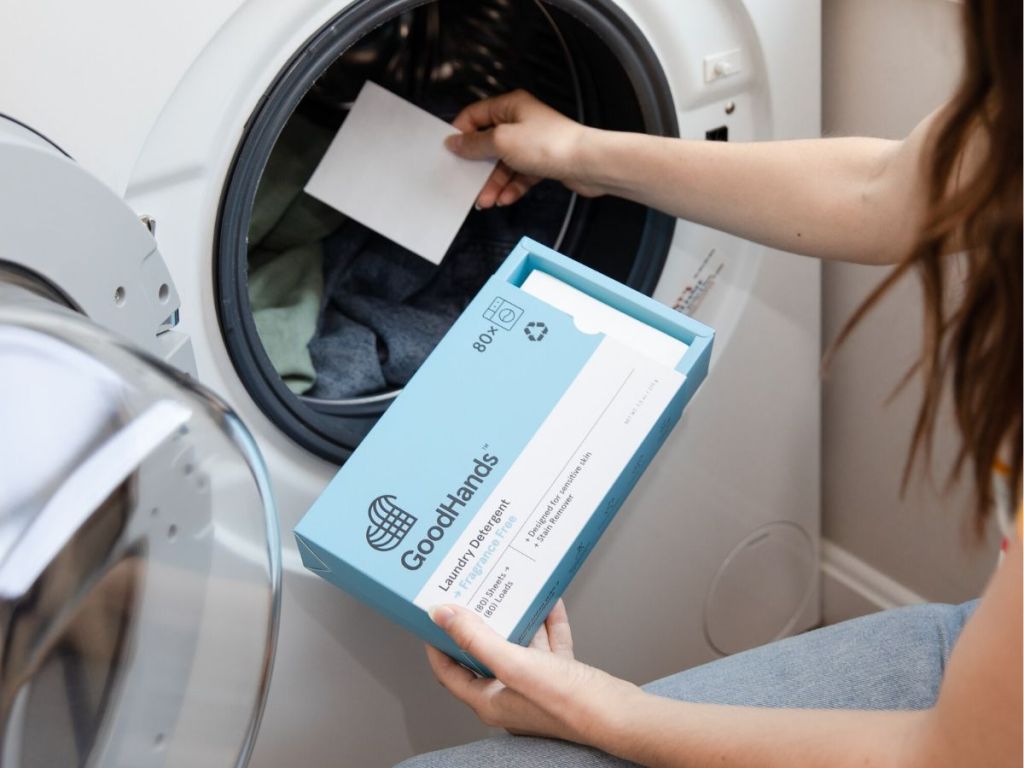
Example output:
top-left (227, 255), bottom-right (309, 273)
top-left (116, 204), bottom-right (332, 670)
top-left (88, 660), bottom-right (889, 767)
top-left (445, 90), bottom-right (602, 208)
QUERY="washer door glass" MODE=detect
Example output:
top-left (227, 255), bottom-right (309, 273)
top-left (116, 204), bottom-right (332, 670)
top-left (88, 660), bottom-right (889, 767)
top-left (0, 284), bottom-right (280, 768)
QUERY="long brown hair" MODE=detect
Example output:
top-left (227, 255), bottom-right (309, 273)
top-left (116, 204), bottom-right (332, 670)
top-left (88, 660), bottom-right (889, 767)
top-left (834, 0), bottom-right (1022, 531)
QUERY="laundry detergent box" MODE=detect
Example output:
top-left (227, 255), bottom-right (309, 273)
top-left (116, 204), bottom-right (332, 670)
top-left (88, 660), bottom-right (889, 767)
top-left (294, 236), bottom-right (713, 674)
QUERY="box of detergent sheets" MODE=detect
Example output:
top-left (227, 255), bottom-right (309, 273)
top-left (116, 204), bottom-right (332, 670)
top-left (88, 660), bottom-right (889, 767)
top-left (294, 237), bottom-right (714, 674)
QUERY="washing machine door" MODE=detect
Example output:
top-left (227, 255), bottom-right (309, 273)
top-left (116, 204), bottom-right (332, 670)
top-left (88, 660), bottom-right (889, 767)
top-left (0, 116), bottom-right (282, 768)
top-left (0, 114), bottom-right (194, 374)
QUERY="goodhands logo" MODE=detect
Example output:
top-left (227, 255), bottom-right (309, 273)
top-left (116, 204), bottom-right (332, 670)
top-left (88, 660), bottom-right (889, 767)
top-left (366, 495), bottom-right (417, 552)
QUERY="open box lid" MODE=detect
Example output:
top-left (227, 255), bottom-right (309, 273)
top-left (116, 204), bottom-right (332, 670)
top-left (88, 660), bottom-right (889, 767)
top-left (498, 237), bottom-right (714, 378)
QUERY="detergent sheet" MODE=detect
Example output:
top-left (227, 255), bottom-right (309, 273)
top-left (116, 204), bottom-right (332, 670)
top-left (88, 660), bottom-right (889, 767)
top-left (304, 81), bottom-right (495, 265)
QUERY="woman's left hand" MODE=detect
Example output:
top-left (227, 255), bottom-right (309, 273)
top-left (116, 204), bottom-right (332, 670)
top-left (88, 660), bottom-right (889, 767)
top-left (426, 600), bottom-right (641, 748)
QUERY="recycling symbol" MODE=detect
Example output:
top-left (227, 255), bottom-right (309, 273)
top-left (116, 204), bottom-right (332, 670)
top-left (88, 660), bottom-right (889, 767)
top-left (524, 321), bottom-right (549, 342)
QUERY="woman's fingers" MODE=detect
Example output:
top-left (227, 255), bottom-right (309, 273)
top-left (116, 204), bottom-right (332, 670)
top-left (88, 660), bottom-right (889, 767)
top-left (497, 174), bottom-right (540, 206)
top-left (445, 128), bottom-right (499, 161)
top-left (447, 92), bottom-right (530, 160)
top-left (427, 643), bottom-right (562, 735)
top-left (544, 599), bottom-right (575, 659)
top-left (446, 90), bottom-right (564, 208)
top-left (425, 643), bottom-right (488, 704)
top-left (429, 604), bottom-right (531, 685)
top-left (529, 618), bottom-right (552, 652)
top-left (450, 90), bottom-right (528, 133)
top-left (477, 162), bottom-right (515, 208)
top-left (425, 645), bottom-right (509, 726)
top-left (425, 644), bottom-right (473, 691)
top-left (427, 603), bottom-right (620, 742)
top-left (447, 89), bottom-right (591, 206)
top-left (475, 165), bottom-right (538, 209)
top-left (450, 98), bottom-right (499, 133)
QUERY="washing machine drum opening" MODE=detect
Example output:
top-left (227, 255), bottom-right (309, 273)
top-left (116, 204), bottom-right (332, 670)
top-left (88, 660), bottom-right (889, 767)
top-left (217, 0), bottom-right (678, 463)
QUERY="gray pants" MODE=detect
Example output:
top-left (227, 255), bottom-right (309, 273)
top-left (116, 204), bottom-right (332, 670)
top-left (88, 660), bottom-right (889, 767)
top-left (395, 601), bottom-right (976, 767)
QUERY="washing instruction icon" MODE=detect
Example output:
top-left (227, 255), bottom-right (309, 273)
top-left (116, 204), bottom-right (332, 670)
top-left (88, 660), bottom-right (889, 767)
top-left (524, 321), bottom-right (548, 342)
top-left (483, 296), bottom-right (524, 330)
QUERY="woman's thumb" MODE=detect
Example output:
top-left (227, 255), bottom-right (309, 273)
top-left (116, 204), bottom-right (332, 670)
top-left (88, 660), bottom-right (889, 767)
top-left (445, 129), bottom-right (499, 161)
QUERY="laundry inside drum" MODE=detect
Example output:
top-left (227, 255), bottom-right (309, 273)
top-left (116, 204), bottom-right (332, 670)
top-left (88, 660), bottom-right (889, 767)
top-left (219, 0), bottom-right (676, 461)
top-left (246, 0), bottom-right (580, 406)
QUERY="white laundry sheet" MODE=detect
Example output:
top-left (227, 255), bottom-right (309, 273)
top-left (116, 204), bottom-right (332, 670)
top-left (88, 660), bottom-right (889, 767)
top-left (519, 270), bottom-right (689, 368)
top-left (304, 81), bottom-right (497, 265)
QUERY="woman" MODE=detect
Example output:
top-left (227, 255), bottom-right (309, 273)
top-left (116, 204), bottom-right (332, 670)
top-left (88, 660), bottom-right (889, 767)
top-left (399, 1), bottom-right (1021, 765)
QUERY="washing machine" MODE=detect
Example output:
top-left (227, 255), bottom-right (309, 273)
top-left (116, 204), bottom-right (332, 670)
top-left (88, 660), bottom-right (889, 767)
top-left (0, 1), bottom-right (821, 765)
top-left (0, 117), bottom-right (281, 768)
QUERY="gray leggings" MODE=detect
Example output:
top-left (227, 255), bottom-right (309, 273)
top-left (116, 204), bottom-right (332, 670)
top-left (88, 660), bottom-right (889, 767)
top-left (394, 601), bottom-right (977, 767)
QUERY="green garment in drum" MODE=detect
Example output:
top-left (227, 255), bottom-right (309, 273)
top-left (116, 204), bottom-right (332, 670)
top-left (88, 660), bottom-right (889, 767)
top-left (248, 113), bottom-right (346, 249)
top-left (248, 243), bottom-right (323, 394)
top-left (247, 112), bottom-right (346, 393)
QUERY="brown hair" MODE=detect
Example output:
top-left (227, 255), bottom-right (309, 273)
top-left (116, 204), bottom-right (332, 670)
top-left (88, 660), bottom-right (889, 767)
top-left (834, 0), bottom-right (1022, 531)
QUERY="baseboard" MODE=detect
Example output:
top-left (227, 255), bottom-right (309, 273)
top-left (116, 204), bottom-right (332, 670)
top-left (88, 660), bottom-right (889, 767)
top-left (820, 540), bottom-right (927, 625)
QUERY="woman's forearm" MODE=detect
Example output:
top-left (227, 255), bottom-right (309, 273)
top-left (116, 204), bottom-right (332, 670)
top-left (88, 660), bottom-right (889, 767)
top-left (576, 129), bottom-right (927, 265)
top-left (447, 91), bottom-right (938, 265)
top-left (599, 692), bottom-right (930, 768)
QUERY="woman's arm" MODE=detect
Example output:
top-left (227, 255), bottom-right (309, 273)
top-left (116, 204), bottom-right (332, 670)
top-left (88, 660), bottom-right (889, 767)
top-left (427, 540), bottom-right (1021, 768)
top-left (447, 91), bottom-right (937, 265)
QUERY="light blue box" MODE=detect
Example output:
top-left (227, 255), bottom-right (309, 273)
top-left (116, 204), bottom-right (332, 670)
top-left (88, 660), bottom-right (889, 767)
top-left (295, 237), bottom-right (713, 674)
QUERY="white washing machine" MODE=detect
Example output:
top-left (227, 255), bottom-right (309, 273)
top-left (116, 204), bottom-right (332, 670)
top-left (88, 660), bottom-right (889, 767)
top-left (0, 1), bottom-right (821, 765)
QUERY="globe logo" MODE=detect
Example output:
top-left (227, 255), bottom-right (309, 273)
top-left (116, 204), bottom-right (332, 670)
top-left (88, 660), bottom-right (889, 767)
top-left (366, 495), bottom-right (417, 552)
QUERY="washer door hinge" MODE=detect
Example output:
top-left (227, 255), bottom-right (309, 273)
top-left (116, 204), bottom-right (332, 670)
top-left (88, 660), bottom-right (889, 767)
top-left (139, 215), bottom-right (157, 237)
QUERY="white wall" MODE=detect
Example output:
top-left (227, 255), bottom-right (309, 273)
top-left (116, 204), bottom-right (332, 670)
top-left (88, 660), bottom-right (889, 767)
top-left (820, 0), bottom-right (1000, 622)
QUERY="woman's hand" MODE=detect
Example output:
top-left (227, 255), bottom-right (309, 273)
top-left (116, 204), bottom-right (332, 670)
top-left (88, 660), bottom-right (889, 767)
top-left (426, 600), bottom-right (640, 748)
top-left (444, 90), bottom-right (603, 208)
